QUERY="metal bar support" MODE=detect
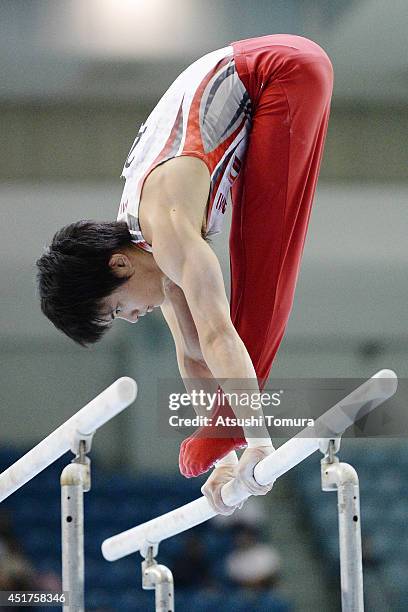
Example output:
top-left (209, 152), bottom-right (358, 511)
top-left (61, 439), bottom-right (91, 612)
top-left (321, 439), bottom-right (364, 612)
top-left (142, 546), bottom-right (174, 612)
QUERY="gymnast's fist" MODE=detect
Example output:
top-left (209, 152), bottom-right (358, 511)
top-left (201, 464), bottom-right (243, 515)
top-left (236, 446), bottom-right (275, 496)
top-left (201, 446), bottom-right (275, 515)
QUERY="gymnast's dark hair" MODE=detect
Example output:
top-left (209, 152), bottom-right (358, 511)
top-left (36, 220), bottom-right (133, 347)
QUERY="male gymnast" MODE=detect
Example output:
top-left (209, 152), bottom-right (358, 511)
top-left (36, 34), bottom-right (333, 515)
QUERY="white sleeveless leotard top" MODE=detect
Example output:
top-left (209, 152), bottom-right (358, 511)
top-left (117, 45), bottom-right (252, 252)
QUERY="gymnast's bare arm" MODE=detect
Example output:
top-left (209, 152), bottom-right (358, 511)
top-left (142, 156), bottom-right (216, 390)
top-left (161, 284), bottom-right (219, 421)
top-left (161, 282), bottom-right (206, 365)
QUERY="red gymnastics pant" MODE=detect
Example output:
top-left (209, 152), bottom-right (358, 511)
top-left (179, 34), bottom-right (334, 477)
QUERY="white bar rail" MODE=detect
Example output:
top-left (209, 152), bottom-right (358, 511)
top-left (0, 377), bottom-right (137, 503)
top-left (102, 370), bottom-right (397, 561)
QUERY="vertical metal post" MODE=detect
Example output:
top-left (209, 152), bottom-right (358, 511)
top-left (337, 471), bottom-right (364, 610)
top-left (61, 440), bottom-right (91, 612)
top-left (320, 439), bottom-right (364, 612)
top-left (142, 546), bottom-right (175, 612)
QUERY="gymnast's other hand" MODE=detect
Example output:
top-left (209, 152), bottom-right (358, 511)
top-left (236, 446), bottom-right (275, 496)
top-left (201, 464), bottom-right (243, 515)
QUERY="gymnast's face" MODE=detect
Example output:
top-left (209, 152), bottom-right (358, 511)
top-left (101, 246), bottom-right (166, 323)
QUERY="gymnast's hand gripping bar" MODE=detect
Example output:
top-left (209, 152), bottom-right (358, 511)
top-left (102, 369), bottom-right (397, 561)
top-left (0, 377), bottom-right (137, 503)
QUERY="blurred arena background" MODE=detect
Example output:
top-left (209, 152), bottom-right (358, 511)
top-left (0, 1), bottom-right (407, 610)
